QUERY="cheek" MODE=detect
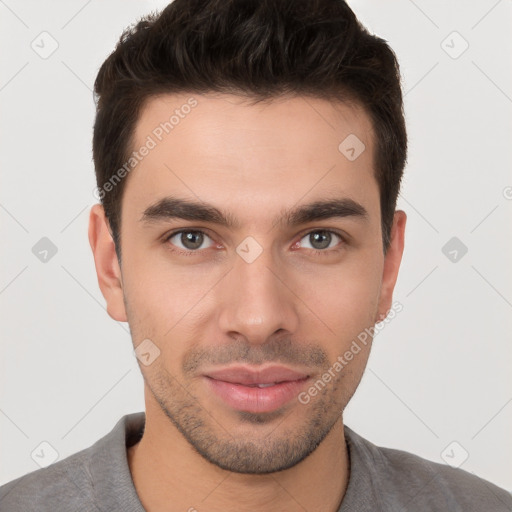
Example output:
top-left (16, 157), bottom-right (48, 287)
top-left (295, 255), bottom-right (382, 337)
top-left (123, 240), bottom-right (210, 310)
top-left (121, 251), bottom-right (217, 358)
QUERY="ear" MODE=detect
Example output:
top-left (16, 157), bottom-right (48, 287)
top-left (88, 204), bottom-right (127, 322)
top-left (376, 210), bottom-right (406, 322)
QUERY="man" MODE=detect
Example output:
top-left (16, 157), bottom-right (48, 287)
top-left (1, 0), bottom-right (510, 510)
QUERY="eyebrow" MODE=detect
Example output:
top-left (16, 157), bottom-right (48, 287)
top-left (140, 195), bottom-right (369, 229)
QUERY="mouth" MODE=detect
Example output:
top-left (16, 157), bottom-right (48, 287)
top-left (202, 365), bottom-right (311, 414)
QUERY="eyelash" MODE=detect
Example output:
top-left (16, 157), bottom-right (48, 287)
top-left (163, 229), bottom-right (347, 257)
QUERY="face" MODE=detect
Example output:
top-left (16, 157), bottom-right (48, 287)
top-left (89, 93), bottom-right (405, 474)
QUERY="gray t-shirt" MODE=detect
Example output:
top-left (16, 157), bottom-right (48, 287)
top-left (1, 412), bottom-right (510, 511)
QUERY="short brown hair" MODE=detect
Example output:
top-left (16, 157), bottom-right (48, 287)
top-left (93, 0), bottom-right (407, 261)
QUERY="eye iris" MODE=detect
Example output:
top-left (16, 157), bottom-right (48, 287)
top-left (181, 231), bottom-right (203, 250)
top-left (310, 231), bottom-right (331, 250)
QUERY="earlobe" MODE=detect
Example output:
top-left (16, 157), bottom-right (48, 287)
top-left (88, 204), bottom-right (128, 322)
top-left (375, 210), bottom-right (406, 323)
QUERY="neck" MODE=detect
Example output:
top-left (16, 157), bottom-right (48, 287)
top-left (128, 401), bottom-right (350, 512)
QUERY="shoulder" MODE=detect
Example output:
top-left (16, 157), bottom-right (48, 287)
top-left (344, 426), bottom-right (512, 511)
top-left (0, 412), bottom-right (145, 512)
top-left (0, 446), bottom-right (96, 511)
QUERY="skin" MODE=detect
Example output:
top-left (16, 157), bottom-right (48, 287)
top-left (88, 92), bottom-right (406, 512)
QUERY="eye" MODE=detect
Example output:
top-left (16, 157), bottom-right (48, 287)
top-left (165, 230), bottom-right (215, 253)
top-left (163, 228), bottom-right (346, 256)
top-left (296, 230), bottom-right (344, 253)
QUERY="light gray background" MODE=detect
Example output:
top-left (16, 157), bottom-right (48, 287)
top-left (1, 0), bottom-right (511, 493)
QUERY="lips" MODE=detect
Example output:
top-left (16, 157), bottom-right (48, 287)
top-left (205, 365), bottom-right (309, 385)
top-left (203, 365), bottom-right (310, 413)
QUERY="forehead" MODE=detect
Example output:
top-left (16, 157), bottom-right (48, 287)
top-left (125, 92), bottom-right (379, 225)
top-left (134, 92), bottom-right (374, 160)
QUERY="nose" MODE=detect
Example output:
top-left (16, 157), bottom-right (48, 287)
top-left (217, 245), bottom-right (300, 345)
